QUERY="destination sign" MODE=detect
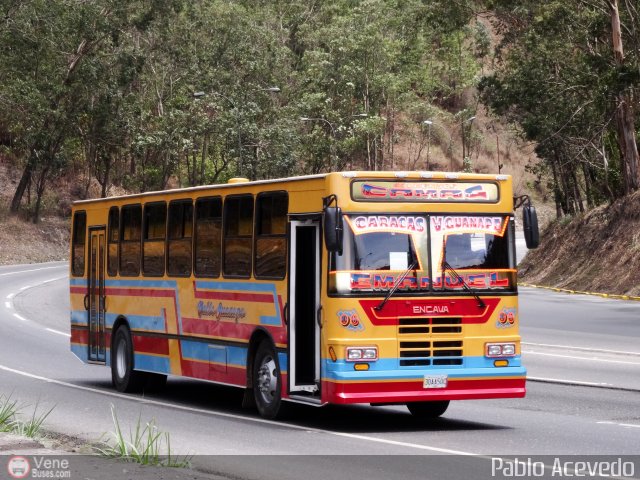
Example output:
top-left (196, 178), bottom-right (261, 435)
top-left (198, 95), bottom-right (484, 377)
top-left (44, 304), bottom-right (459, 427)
top-left (351, 181), bottom-right (499, 203)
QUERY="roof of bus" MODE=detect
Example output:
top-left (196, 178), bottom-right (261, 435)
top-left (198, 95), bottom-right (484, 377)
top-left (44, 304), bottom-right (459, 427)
top-left (72, 171), bottom-right (512, 205)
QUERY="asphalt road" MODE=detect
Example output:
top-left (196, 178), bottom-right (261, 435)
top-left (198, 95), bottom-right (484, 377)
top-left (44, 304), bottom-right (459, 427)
top-left (0, 262), bottom-right (639, 480)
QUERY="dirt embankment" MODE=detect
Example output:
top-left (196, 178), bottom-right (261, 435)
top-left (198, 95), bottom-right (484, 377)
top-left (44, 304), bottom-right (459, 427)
top-left (0, 216), bottom-right (69, 265)
top-left (519, 190), bottom-right (640, 297)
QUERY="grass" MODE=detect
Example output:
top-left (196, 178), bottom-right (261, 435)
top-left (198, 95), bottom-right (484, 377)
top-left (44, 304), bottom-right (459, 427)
top-left (96, 405), bottom-right (192, 468)
top-left (12, 401), bottom-right (55, 438)
top-left (0, 395), bottom-right (19, 432)
top-left (0, 394), bottom-right (53, 438)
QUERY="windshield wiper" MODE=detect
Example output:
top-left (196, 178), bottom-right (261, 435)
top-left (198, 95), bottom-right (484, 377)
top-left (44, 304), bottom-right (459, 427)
top-left (374, 260), bottom-right (418, 311)
top-left (441, 260), bottom-right (486, 309)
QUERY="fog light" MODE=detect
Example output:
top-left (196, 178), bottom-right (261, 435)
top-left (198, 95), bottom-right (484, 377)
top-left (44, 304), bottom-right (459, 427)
top-left (354, 363), bottom-right (370, 371)
top-left (494, 360), bottom-right (509, 367)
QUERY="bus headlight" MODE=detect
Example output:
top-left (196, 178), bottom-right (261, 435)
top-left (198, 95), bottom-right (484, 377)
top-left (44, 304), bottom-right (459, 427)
top-left (485, 342), bottom-right (517, 358)
top-left (346, 346), bottom-right (378, 362)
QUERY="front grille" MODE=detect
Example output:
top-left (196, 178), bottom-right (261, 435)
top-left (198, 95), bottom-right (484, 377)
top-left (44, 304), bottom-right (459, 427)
top-left (398, 318), bottom-right (463, 367)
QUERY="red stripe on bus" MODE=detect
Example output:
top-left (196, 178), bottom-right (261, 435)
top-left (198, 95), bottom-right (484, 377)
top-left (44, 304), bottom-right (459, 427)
top-left (180, 359), bottom-right (246, 385)
top-left (324, 377), bottom-right (526, 404)
top-left (132, 335), bottom-right (170, 356)
top-left (359, 297), bottom-right (501, 325)
top-left (194, 289), bottom-right (274, 303)
top-left (181, 317), bottom-right (287, 344)
top-left (70, 328), bottom-right (88, 344)
top-left (104, 288), bottom-right (176, 298)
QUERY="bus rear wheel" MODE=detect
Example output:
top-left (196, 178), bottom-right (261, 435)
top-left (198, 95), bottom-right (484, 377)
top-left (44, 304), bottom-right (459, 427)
top-left (253, 341), bottom-right (282, 419)
top-left (406, 400), bottom-right (450, 419)
top-left (111, 326), bottom-right (146, 393)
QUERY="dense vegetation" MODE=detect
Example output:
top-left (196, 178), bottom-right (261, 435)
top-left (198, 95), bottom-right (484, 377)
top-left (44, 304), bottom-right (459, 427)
top-left (0, 0), bottom-right (638, 222)
top-left (482, 0), bottom-right (640, 215)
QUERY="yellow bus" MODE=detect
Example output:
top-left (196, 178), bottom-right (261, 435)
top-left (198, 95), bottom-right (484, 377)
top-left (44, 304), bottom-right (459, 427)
top-left (69, 171), bottom-right (539, 419)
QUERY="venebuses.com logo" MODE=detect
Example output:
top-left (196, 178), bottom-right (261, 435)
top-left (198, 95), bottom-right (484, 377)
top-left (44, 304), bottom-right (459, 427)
top-left (7, 456), bottom-right (30, 479)
top-left (6, 455), bottom-right (71, 478)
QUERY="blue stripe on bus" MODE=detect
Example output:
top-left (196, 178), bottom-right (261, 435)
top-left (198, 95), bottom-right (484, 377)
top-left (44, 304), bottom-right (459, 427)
top-left (195, 281), bottom-right (282, 326)
top-left (70, 344), bottom-right (88, 362)
top-left (70, 310), bottom-right (87, 326)
top-left (180, 340), bottom-right (248, 368)
top-left (105, 313), bottom-right (166, 332)
top-left (69, 311), bottom-right (167, 332)
top-left (322, 356), bottom-right (525, 381)
top-left (325, 355), bottom-right (521, 372)
top-left (134, 353), bottom-right (171, 374)
top-left (72, 278), bottom-right (281, 328)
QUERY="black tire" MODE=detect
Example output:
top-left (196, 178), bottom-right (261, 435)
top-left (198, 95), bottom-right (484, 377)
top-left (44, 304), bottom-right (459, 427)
top-left (406, 400), bottom-right (450, 419)
top-left (111, 326), bottom-right (146, 393)
top-left (252, 341), bottom-right (282, 419)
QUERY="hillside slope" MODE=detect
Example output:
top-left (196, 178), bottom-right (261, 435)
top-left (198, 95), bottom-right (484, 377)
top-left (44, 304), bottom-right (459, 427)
top-left (519, 191), bottom-right (640, 297)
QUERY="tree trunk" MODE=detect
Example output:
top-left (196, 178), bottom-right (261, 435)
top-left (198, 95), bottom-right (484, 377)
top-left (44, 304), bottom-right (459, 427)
top-left (610, 0), bottom-right (640, 194)
top-left (32, 165), bottom-right (50, 224)
top-left (550, 160), bottom-right (563, 218)
top-left (582, 163), bottom-right (594, 208)
top-left (100, 154), bottom-right (111, 198)
top-left (572, 169), bottom-right (584, 213)
top-left (10, 160), bottom-right (33, 213)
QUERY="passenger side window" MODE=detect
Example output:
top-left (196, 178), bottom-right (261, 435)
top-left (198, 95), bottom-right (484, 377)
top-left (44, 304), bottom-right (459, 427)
top-left (167, 201), bottom-right (193, 276)
top-left (107, 207), bottom-right (119, 277)
top-left (255, 192), bottom-right (288, 279)
top-left (223, 195), bottom-right (254, 278)
top-left (119, 205), bottom-right (141, 276)
top-left (71, 211), bottom-right (87, 277)
top-left (194, 197), bottom-right (222, 277)
top-left (143, 203), bottom-right (166, 276)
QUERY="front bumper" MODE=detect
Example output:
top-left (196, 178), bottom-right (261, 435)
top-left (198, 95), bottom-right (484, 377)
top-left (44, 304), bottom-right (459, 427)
top-left (322, 366), bottom-right (526, 404)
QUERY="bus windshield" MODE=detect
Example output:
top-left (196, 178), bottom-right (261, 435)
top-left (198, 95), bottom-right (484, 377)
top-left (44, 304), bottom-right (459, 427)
top-left (329, 214), bottom-right (515, 294)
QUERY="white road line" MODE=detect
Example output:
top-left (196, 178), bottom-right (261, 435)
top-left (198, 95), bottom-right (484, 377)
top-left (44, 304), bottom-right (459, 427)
top-left (0, 363), bottom-right (476, 456)
top-left (523, 350), bottom-right (640, 365)
top-left (45, 328), bottom-right (71, 338)
top-left (597, 421), bottom-right (640, 429)
top-left (4, 301), bottom-right (12, 309)
top-left (522, 342), bottom-right (640, 357)
top-left (528, 376), bottom-right (614, 387)
top-left (6, 293), bottom-right (15, 300)
top-left (0, 266), bottom-right (65, 277)
top-left (38, 276), bottom-right (67, 285)
top-left (12, 313), bottom-right (27, 322)
top-left (19, 285), bottom-right (32, 291)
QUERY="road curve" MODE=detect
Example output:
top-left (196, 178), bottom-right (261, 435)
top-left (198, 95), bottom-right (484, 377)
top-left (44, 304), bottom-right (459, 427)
top-left (1, 262), bottom-right (639, 479)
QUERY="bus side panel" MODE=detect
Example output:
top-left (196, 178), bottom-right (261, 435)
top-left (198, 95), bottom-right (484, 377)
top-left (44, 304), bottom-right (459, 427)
top-left (71, 274), bottom-right (289, 391)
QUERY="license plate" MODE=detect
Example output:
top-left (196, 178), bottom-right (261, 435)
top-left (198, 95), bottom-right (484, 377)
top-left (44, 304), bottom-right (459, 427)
top-left (423, 375), bottom-right (448, 389)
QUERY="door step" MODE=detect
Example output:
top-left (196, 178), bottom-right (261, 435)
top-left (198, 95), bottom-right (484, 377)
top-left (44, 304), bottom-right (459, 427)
top-left (287, 394), bottom-right (323, 405)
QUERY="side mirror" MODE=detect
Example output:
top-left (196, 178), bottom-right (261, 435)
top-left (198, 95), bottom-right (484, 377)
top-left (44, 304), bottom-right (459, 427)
top-left (324, 206), bottom-right (343, 253)
top-left (523, 205), bottom-right (540, 249)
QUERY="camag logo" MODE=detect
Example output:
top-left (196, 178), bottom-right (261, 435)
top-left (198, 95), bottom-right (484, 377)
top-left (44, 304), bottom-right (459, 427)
top-left (7, 456), bottom-right (31, 479)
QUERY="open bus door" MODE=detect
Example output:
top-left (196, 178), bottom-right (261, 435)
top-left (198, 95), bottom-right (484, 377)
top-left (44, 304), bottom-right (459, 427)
top-left (87, 227), bottom-right (106, 363)
top-left (288, 218), bottom-right (321, 399)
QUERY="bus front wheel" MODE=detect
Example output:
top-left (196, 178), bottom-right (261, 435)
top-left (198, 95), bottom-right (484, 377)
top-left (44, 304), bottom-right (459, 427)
top-left (406, 400), bottom-right (450, 419)
top-left (111, 326), bottom-right (146, 393)
top-left (253, 341), bottom-right (282, 419)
